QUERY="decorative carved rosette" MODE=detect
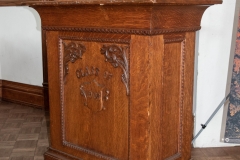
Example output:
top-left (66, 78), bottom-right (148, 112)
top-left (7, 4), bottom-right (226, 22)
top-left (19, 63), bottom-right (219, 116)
top-left (100, 44), bottom-right (130, 95)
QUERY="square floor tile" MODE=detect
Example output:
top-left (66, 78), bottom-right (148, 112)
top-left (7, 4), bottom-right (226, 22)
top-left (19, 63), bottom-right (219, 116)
top-left (0, 128), bottom-right (21, 134)
top-left (25, 117), bottom-right (43, 123)
top-left (38, 133), bottom-right (48, 140)
top-left (11, 150), bottom-right (35, 157)
top-left (21, 123), bottom-right (41, 128)
top-left (19, 127), bottom-right (41, 134)
top-left (37, 139), bottom-right (49, 147)
top-left (17, 134), bottom-right (39, 141)
top-left (10, 157), bottom-right (34, 160)
top-left (0, 109), bottom-right (11, 114)
top-left (34, 156), bottom-right (44, 160)
top-left (34, 146), bottom-right (48, 156)
top-left (2, 123), bottom-right (22, 129)
top-left (0, 141), bottom-right (15, 149)
top-left (0, 148), bottom-right (12, 157)
top-left (14, 140), bottom-right (37, 149)
top-left (0, 118), bottom-right (7, 124)
top-left (0, 134), bottom-right (18, 141)
top-left (40, 127), bottom-right (49, 133)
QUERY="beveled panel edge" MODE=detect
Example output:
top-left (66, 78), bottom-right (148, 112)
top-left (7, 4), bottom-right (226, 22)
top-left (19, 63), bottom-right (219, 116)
top-left (162, 36), bottom-right (186, 160)
top-left (59, 38), bottom-right (114, 160)
top-left (58, 35), bottom-right (131, 160)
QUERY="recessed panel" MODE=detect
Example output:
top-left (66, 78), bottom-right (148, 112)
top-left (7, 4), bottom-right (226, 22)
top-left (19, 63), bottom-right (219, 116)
top-left (162, 41), bottom-right (184, 159)
top-left (59, 39), bottom-right (129, 160)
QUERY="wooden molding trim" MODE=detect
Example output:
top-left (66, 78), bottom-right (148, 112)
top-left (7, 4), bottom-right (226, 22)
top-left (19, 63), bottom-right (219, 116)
top-left (1, 80), bottom-right (44, 109)
top-left (42, 26), bottom-right (202, 36)
top-left (45, 147), bottom-right (81, 160)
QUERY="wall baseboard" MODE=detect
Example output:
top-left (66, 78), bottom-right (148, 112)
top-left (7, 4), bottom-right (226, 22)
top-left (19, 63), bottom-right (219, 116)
top-left (0, 80), bottom-right (44, 109)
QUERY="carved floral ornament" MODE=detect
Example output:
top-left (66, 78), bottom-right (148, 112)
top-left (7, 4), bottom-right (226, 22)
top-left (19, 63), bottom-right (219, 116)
top-left (63, 42), bottom-right (86, 79)
top-left (62, 41), bottom-right (130, 96)
top-left (100, 44), bottom-right (130, 95)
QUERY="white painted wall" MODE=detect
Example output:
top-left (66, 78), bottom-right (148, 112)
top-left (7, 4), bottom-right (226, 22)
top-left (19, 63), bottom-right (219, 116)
top-left (0, 6), bottom-right (42, 86)
top-left (194, 0), bottom-right (240, 147)
top-left (0, 61), bottom-right (2, 79)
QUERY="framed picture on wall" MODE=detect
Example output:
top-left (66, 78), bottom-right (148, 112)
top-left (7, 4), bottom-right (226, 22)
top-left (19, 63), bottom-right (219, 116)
top-left (223, 11), bottom-right (240, 144)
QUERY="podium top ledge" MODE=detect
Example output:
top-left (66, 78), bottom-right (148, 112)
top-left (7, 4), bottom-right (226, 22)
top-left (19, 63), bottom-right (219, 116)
top-left (0, 0), bottom-right (222, 6)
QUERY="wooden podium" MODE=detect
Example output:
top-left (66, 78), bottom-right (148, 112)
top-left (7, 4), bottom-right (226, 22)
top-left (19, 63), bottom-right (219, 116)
top-left (0, 0), bottom-right (222, 159)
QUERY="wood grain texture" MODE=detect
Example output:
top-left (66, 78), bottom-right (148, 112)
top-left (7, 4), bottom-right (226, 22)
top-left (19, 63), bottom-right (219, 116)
top-left (0, 0), bottom-right (222, 6)
top-left (37, 5), bottom-right (208, 36)
top-left (41, 29), bottom-right (49, 111)
top-left (46, 31), bottom-right (130, 160)
top-left (45, 31), bottom-right (63, 157)
top-left (148, 35), bottom-right (164, 160)
top-left (32, 2), bottom-right (220, 160)
top-left (181, 32), bottom-right (196, 160)
top-left (61, 39), bottom-right (129, 160)
top-left (45, 147), bottom-right (81, 160)
top-left (1, 80), bottom-right (44, 109)
top-left (44, 30), bottom-right (197, 160)
top-left (46, 31), bottom-right (99, 160)
top-left (161, 40), bottom-right (183, 160)
top-left (129, 35), bottom-right (150, 160)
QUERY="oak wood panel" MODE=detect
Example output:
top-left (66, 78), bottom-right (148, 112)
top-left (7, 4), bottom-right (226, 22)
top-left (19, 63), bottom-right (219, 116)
top-left (46, 31), bottom-right (132, 160)
top-left (45, 147), bottom-right (82, 160)
top-left (181, 32), bottom-right (196, 160)
top-left (36, 5), bottom-right (208, 35)
top-left (148, 35), bottom-right (164, 160)
top-left (45, 31), bottom-right (64, 159)
top-left (161, 41), bottom-right (183, 160)
top-left (42, 29), bottom-right (49, 110)
top-left (1, 80), bottom-right (44, 108)
top-left (61, 40), bottom-right (129, 160)
top-left (0, 0), bottom-right (222, 6)
top-left (129, 35), bottom-right (150, 160)
top-left (31, 2), bottom-right (220, 160)
top-left (45, 30), bottom-right (102, 160)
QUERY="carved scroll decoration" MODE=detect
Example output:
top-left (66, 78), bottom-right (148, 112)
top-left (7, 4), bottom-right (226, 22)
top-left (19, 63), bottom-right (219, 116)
top-left (100, 45), bottom-right (129, 95)
top-left (63, 42), bottom-right (86, 80)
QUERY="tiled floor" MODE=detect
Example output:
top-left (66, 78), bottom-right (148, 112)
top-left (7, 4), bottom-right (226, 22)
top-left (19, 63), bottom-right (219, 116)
top-left (0, 101), bottom-right (49, 160)
top-left (0, 101), bottom-right (240, 160)
top-left (192, 147), bottom-right (240, 160)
